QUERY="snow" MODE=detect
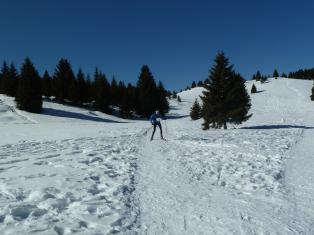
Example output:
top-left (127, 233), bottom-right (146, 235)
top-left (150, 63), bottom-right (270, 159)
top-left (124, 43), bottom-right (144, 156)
top-left (1, 77), bottom-right (314, 234)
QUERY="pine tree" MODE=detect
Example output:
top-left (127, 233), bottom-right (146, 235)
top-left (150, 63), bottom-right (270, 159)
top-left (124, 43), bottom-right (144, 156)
top-left (177, 96), bottom-right (182, 102)
top-left (7, 63), bottom-right (19, 97)
top-left (172, 91), bottom-right (177, 99)
top-left (76, 68), bottom-right (87, 104)
top-left (201, 52), bottom-right (251, 130)
top-left (261, 76), bottom-right (267, 84)
top-left (190, 98), bottom-right (202, 120)
top-left (53, 58), bottom-right (75, 103)
top-left (0, 62), bottom-right (8, 93)
top-left (156, 81), bottom-right (169, 115)
top-left (197, 80), bottom-right (204, 87)
top-left (111, 77), bottom-right (118, 105)
top-left (15, 58), bottom-right (42, 113)
top-left (251, 83), bottom-right (257, 93)
top-left (120, 84), bottom-right (134, 119)
top-left (281, 73), bottom-right (287, 78)
top-left (93, 69), bottom-right (111, 113)
top-left (255, 71), bottom-right (262, 81)
top-left (136, 65), bottom-right (158, 117)
top-left (42, 71), bottom-right (52, 98)
top-left (191, 81), bottom-right (197, 88)
top-left (273, 69), bottom-right (279, 78)
top-left (68, 78), bottom-right (79, 104)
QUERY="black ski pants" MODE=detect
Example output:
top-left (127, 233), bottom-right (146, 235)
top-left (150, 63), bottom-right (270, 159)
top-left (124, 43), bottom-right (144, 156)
top-left (151, 122), bottom-right (163, 140)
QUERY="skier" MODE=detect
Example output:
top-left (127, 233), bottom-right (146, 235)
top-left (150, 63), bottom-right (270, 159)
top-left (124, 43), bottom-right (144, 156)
top-left (149, 110), bottom-right (164, 141)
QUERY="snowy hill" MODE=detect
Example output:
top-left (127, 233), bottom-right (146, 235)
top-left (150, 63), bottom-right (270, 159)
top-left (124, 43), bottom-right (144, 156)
top-left (1, 78), bottom-right (314, 234)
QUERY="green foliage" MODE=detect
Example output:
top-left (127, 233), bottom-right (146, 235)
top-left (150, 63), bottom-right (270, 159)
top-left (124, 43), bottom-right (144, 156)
top-left (190, 98), bottom-right (202, 120)
top-left (201, 52), bottom-right (251, 130)
top-left (93, 68), bottom-right (111, 113)
top-left (251, 83), bottom-right (257, 94)
top-left (42, 71), bottom-right (52, 97)
top-left (273, 69), bottom-right (279, 78)
top-left (15, 58), bottom-right (42, 113)
top-left (53, 58), bottom-right (75, 102)
top-left (135, 65), bottom-right (169, 117)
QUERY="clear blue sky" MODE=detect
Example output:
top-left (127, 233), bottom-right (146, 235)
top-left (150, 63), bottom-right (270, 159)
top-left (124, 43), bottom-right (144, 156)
top-left (1, 0), bottom-right (314, 90)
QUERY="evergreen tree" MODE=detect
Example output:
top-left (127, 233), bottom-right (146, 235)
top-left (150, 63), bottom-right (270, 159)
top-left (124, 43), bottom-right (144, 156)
top-left (0, 62), bottom-right (9, 93)
top-left (190, 98), bottom-right (202, 120)
top-left (7, 63), bottom-right (19, 97)
top-left (281, 73), bottom-right (287, 78)
top-left (201, 52), bottom-right (251, 130)
top-left (136, 65), bottom-right (158, 117)
top-left (197, 80), bottom-right (204, 87)
top-left (172, 91), bottom-right (177, 99)
top-left (177, 96), bottom-right (182, 102)
top-left (273, 69), bottom-right (279, 78)
top-left (120, 84), bottom-right (134, 119)
top-left (15, 58), bottom-right (42, 113)
top-left (311, 84), bottom-right (314, 101)
top-left (260, 76), bottom-right (267, 84)
top-left (191, 81), bottom-right (196, 88)
top-left (53, 58), bottom-right (75, 102)
top-left (251, 83), bottom-right (257, 93)
top-left (42, 70), bottom-right (52, 98)
top-left (76, 68), bottom-right (88, 104)
top-left (117, 81), bottom-right (125, 105)
top-left (93, 69), bottom-right (111, 113)
top-left (255, 71), bottom-right (262, 81)
top-left (68, 77), bottom-right (79, 104)
top-left (156, 81), bottom-right (169, 115)
top-left (111, 77), bottom-right (118, 105)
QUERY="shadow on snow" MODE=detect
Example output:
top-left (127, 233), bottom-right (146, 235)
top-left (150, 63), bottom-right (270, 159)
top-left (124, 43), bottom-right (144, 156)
top-left (241, 125), bottom-right (314, 130)
top-left (42, 108), bottom-right (129, 123)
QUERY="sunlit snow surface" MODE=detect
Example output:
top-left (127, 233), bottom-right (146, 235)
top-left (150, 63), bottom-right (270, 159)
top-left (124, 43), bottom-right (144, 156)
top-left (1, 78), bottom-right (314, 234)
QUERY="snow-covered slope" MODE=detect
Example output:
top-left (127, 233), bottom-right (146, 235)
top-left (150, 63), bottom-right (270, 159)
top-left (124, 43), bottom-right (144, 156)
top-left (0, 78), bottom-right (314, 234)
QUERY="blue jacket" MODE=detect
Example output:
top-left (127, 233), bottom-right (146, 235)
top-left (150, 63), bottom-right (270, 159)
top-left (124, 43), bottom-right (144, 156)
top-left (149, 113), bottom-right (162, 125)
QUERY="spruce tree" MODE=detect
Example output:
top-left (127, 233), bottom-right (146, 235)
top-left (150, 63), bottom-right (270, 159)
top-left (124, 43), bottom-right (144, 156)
top-left (7, 63), bottom-right (18, 97)
top-left (201, 52), bottom-right (251, 130)
top-left (255, 71), bottom-right (262, 81)
top-left (191, 81), bottom-right (196, 88)
top-left (111, 77), bottom-right (118, 105)
top-left (0, 62), bottom-right (8, 93)
top-left (120, 84), bottom-right (134, 119)
top-left (15, 58), bottom-right (42, 113)
top-left (190, 98), bottom-right (202, 120)
top-left (197, 81), bottom-right (204, 87)
top-left (311, 84), bottom-right (314, 101)
top-left (93, 69), bottom-right (111, 113)
top-left (42, 70), bottom-right (52, 98)
top-left (76, 68), bottom-right (87, 105)
top-left (1, 62), bottom-right (10, 96)
top-left (53, 58), bottom-right (75, 103)
top-left (172, 91), bottom-right (177, 99)
top-left (273, 69), bottom-right (279, 78)
top-left (136, 65), bottom-right (158, 117)
top-left (156, 81), bottom-right (169, 115)
top-left (177, 96), bottom-right (182, 102)
top-left (251, 83), bottom-right (257, 93)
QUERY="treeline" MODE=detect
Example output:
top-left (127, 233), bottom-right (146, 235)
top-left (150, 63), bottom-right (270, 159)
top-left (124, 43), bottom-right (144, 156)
top-left (0, 58), bottom-right (169, 118)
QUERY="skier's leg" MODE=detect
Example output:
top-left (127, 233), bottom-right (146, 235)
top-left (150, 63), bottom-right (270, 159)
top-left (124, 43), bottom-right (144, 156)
top-left (151, 124), bottom-right (156, 140)
top-left (158, 123), bottom-right (163, 139)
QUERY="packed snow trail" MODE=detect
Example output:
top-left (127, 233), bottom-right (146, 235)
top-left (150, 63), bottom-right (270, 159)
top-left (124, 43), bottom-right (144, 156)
top-left (286, 129), bottom-right (314, 234)
top-left (136, 78), bottom-right (314, 234)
